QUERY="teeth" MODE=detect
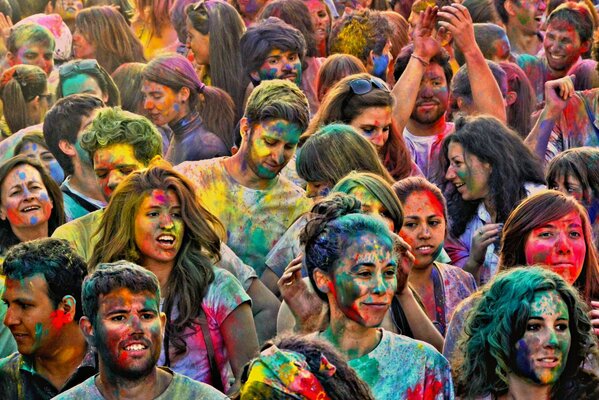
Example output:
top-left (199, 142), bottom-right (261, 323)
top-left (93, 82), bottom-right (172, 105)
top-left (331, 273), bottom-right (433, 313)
top-left (22, 206), bottom-right (38, 212)
top-left (455, 183), bottom-right (464, 188)
top-left (418, 246), bottom-right (432, 250)
top-left (125, 344), bottom-right (146, 351)
top-left (157, 235), bottom-right (174, 242)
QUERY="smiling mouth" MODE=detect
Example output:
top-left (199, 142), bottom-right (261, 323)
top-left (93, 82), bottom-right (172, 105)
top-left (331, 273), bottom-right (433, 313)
top-left (454, 183), bottom-right (465, 189)
top-left (536, 357), bottom-right (560, 368)
top-left (21, 206), bottom-right (40, 213)
top-left (156, 234), bottom-right (175, 246)
top-left (124, 343), bottom-right (148, 351)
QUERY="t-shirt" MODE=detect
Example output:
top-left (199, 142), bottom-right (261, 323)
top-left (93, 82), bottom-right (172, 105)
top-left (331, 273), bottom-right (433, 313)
top-left (53, 368), bottom-right (228, 399)
top-left (176, 157), bottom-right (310, 275)
top-left (403, 124), bottom-right (454, 185)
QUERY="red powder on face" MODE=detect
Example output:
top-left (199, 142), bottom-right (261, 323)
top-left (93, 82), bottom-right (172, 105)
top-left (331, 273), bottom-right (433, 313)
top-left (49, 309), bottom-right (71, 330)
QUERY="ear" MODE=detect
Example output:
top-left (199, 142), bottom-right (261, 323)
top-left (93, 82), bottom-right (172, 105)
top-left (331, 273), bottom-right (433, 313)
top-left (58, 139), bottom-right (76, 157)
top-left (249, 71), bottom-right (260, 83)
top-left (456, 96), bottom-right (465, 110)
top-left (178, 86), bottom-right (191, 103)
top-left (159, 311), bottom-right (167, 339)
top-left (79, 316), bottom-right (96, 346)
top-left (367, 50), bottom-right (375, 69)
top-left (58, 295), bottom-right (77, 322)
top-left (45, 1), bottom-right (54, 13)
top-left (0, 206), bottom-right (6, 221)
top-left (504, 0), bottom-right (517, 17)
top-left (580, 40), bottom-right (590, 55)
top-left (506, 90), bottom-right (517, 106)
top-left (6, 52), bottom-right (15, 66)
top-left (239, 117), bottom-right (250, 141)
top-left (313, 268), bottom-right (332, 295)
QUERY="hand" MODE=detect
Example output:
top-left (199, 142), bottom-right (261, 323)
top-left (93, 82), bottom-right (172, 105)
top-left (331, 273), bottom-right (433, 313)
top-left (277, 254), bottom-right (323, 323)
top-left (469, 223), bottom-right (502, 265)
top-left (0, 13), bottom-right (12, 43)
top-left (543, 75), bottom-right (575, 117)
top-left (278, 254), bottom-right (305, 300)
top-left (393, 234), bottom-right (415, 295)
top-left (412, 5), bottom-right (441, 61)
top-left (590, 301), bottom-right (599, 337)
top-left (437, 3), bottom-right (476, 55)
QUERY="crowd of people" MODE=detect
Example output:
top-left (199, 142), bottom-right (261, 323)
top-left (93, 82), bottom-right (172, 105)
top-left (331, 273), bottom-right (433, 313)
top-left (0, 0), bottom-right (599, 399)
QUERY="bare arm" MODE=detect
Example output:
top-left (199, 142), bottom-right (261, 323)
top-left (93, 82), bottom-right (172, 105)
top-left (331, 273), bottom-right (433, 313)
top-left (396, 288), bottom-right (444, 352)
top-left (246, 278), bottom-right (280, 344)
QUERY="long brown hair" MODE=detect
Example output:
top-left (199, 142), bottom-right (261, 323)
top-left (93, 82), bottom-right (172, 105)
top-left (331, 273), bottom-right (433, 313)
top-left (0, 65), bottom-right (47, 133)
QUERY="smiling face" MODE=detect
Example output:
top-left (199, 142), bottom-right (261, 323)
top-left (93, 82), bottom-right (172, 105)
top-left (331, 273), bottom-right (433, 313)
top-left (524, 211), bottom-right (585, 284)
top-left (410, 63), bottom-right (449, 126)
top-left (251, 49), bottom-right (303, 86)
top-left (93, 143), bottom-right (146, 201)
top-left (72, 28), bottom-right (96, 60)
top-left (0, 164), bottom-right (53, 229)
top-left (509, 0), bottom-right (546, 35)
top-left (142, 81), bottom-right (187, 127)
top-left (544, 20), bottom-right (586, 73)
top-left (514, 290), bottom-right (571, 385)
top-left (305, 0), bottom-right (330, 43)
top-left (400, 191), bottom-right (446, 268)
top-left (17, 141), bottom-right (65, 184)
top-left (134, 189), bottom-right (184, 270)
top-left (350, 106), bottom-right (392, 152)
top-left (445, 142), bottom-right (492, 201)
top-left (185, 18), bottom-right (210, 66)
top-left (89, 288), bottom-right (164, 380)
top-left (11, 41), bottom-right (54, 76)
top-left (349, 186), bottom-right (395, 233)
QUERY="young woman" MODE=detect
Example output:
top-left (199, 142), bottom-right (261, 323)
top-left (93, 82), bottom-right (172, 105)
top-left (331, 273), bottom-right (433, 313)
top-left (132, 0), bottom-right (180, 59)
top-left (0, 156), bottom-right (65, 261)
top-left (302, 194), bottom-right (453, 399)
top-left (394, 177), bottom-right (476, 336)
top-left (89, 164), bottom-right (259, 394)
top-left (442, 115), bottom-right (545, 284)
top-left (499, 61), bottom-right (535, 140)
top-left (14, 133), bottom-right (65, 184)
top-left (142, 54), bottom-right (236, 164)
top-left (56, 59), bottom-right (120, 106)
top-left (315, 53), bottom-right (367, 102)
top-left (454, 267), bottom-right (599, 399)
top-left (303, 0), bottom-right (331, 58)
top-left (110, 62), bottom-right (147, 115)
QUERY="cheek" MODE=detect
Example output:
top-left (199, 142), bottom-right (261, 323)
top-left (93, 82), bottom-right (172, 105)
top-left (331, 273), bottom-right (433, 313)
top-left (524, 240), bottom-right (552, 265)
top-left (252, 140), bottom-right (270, 158)
top-left (515, 337), bottom-right (536, 377)
top-left (433, 86), bottom-right (449, 102)
top-left (399, 230), bottom-right (417, 247)
top-left (258, 67), bottom-right (279, 80)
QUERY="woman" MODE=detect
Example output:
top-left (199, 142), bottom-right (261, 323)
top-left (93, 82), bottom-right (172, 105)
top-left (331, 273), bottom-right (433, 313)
top-left (14, 133), bottom-right (65, 184)
top-left (499, 61), bottom-right (535, 140)
top-left (72, 6), bottom-right (146, 74)
top-left (454, 267), bottom-right (599, 399)
top-left (394, 177), bottom-right (477, 336)
top-left (0, 65), bottom-right (51, 135)
top-left (111, 62), bottom-right (146, 115)
top-left (442, 115), bottom-right (545, 284)
top-left (132, 0), bottom-right (180, 59)
top-left (89, 164), bottom-right (259, 394)
top-left (304, 73), bottom-right (419, 180)
top-left (316, 53), bottom-right (367, 102)
top-left (303, 0), bottom-right (331, 58)
top-left (301, 194), bottom-right (453, 399)
top-left (142, 54), bottom-right (235, 164)
top-left (0, 156), bottom-right (65, 261)
top-left (56, 59), bottom-right (121, 106)
top-left (381, 11), bottom-right (409, 86)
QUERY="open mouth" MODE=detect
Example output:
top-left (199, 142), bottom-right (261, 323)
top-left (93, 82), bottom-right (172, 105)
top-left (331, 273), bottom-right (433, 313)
top-left (124, 343), bottom-right (148, 351)
top-left (157, 234), bottom-right (175, 246)
top-left (21, 206), bottom-right (40, 213)
top-left (454, 183), bottom-right (465, 189)
top-left (537, 357), bottom-right (559, 368)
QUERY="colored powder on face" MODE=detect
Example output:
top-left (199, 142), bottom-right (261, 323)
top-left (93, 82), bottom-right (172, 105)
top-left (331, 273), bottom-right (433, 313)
top-left (372, 54), bottom-right (389, 80)
top-left (49, 309), bottom-right (71, 330)
top-left (18, 171), bottom-right (26, 180)
top-left (515, 338), bottom-right (539, 383)
top-left (49, 161), bottom-right (65, 183)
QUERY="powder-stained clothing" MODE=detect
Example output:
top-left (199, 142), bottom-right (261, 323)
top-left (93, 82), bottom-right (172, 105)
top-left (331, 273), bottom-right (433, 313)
top-left (61, 177), bottom-right (105, 221)
top-left (176, 157), bottom-right (311, 275)
top-left (442, 294), bottom-right (479, 366)
top-left (54, 368), bottom-right (228, 399)
top-left (158, 268), bottom-right (250, 391)
top-left (403, 123), bottom-right (454, 186)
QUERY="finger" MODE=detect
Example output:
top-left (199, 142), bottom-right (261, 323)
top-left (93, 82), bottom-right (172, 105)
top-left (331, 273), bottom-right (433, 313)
top-left (590, 300), bottom-right (599, 307)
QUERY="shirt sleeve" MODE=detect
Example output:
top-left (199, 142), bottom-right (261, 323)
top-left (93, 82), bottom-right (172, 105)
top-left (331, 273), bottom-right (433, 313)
top-left (203, 268), bottom-right (251, 328)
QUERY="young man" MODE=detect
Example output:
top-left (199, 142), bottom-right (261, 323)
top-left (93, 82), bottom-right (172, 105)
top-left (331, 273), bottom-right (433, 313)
top-left (494, 0), bottom-right (545, 55)
top-left (176, 79), bottom-right (311, 277)
top-left (0, 238), bottom-right (93, 399)
top-left (5, 23), bottom-right (55, 76)
top-left (43, 94), bottom-right (107, 220)
top-left (55, 261), bottom-right (228, 399)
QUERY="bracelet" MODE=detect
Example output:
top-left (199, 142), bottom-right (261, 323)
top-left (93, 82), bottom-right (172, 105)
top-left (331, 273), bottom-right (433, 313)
top-left (411, 54), bottom-right (430, 67)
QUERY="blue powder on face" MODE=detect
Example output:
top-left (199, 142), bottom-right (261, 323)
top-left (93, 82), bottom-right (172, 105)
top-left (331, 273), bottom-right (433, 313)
top-left (18, 171), bottom-right (26, 180)
top-left (30, 216), bottom-right (39, 225)
top-left (372, 54), bottom-right (389, 80)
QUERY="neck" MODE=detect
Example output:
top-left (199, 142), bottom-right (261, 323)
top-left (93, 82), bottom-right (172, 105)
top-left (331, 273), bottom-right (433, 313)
top-left (70, 163), bottom-right (107, 204)
top-left (143, 260), bottom-right (174, 292)
top-left (323, 306), bottom-right (380, 360)
top-left (507, 25), bottom-right (540, 55)
top-left (406, 116), bottom-right (447, 137)
top-left (96, 365), bottom-right (171, 400)
top-left (483, 196), bottom-right (497, 222)
top-left (504, 374), bottom-right (551, 400)
top-left (168, 103), bottom-right (192, 129)
top-left (408, 262), bottom-right (434, 286)
top-left (12, 221), bottom-right (49, 243)
top-left (224, 152), bottom-right (275, 190)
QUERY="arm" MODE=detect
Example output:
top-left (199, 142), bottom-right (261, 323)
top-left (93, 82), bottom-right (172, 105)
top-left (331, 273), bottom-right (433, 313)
top-left (396, 288), bottom-right (444, 353)
top-left (246, 278), bottom-right (280, 344)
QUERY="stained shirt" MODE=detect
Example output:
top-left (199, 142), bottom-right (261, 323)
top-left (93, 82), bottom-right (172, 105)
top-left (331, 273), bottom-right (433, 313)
top-left (60, 177), bottom-right (106, 221)
top-left (442, 294), bottom-right (479, 367)
top-left (403, 123), bottom-right (454, 186)
top-left (176, 157), bottom-right (310, 275)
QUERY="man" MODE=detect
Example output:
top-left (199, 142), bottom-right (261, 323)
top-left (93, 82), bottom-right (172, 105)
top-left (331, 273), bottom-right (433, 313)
top-left (494, 0), bottom-right (545, 55)
top-left (176, 79), bottom-right (311, 276)
top-left (55, 261), bottom-right (227, 399)
top-left (0, 238), bottom-right (94, 399)
top-left (43, 94), bottom-right (107, 220)
top-left (5, 23), bottom-right (55, 76)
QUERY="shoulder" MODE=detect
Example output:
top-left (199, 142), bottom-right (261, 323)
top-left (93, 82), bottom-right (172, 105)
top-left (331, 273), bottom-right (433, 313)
top-left (203, 268), bottom-right (251, 321)
top-left (53, 376), bottom-right (101, 399)
top-left (160, 372), bottom-right (228, 399)
top-left (53, 209), bottom-right (102, 236)
top-left (0, 352), bottom-right (21, 371)
top-left (175, 157), bottom-right (227, 181)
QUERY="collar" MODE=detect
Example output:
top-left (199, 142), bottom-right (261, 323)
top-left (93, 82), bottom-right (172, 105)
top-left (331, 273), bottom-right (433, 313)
top-left (20, 344), bottom-right (97, 375)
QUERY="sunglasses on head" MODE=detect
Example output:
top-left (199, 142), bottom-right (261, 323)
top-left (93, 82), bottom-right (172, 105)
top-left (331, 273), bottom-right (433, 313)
top-left (348, 77), bottom-right (390, 95)
top-left (59, 59), bottom-right (100, 79)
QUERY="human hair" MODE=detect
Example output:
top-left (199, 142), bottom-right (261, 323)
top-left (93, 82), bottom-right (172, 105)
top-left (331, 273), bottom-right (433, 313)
top-left (298, 124), bottom-right (393, 187)
top-left (80, 107), bottom-right (163, 164)
top-left (381, 11), bottom-right (409, 66)
top-left (111, 62), bottom-right (146, 114)
top-left (240, 17), bottom-right (307, 83)
top-left (142, 53), bottom-right (236, 150)
top-left (546, 147), bottom-right (599, 205)
top-left (493, 0), bottom-right (511, 23)
top-left (84, 0), bottom-right (136, 23)
top-left (394, 43), bottom-right (453, 87)
top-left (6, 23), bottom-right (55, 55)
top-left (185, 0), bottom-right (247, 121)
top-left (134, 0), bottom-right (173, 35)
top-left (56, 59), bottom-right (121, 107)
top-left (329, 9), bottom-right (391, 65)
top-left (454, 267), bottom-right (599, 399)
top-left (90, 163), bottom-right (225, 355)
top-left (305, 72), bottom-right (413, 180)
top-left (463, 0), bottom-right (502, 24)
top-left (547, 2), bottom-right (595, 44)
top-left (2, 238), bottom-right (87, 319)
top-left (454, 23), bottom-right (510, 65)
top-left (14, 132), bottom-right (50, 157)
top-left (301, 193), bottom-right (397, 301)
top-left (75, 6), bottom-right (146, 74)
top-left (13, 0), bottom-right (47, 18)
top-left (449, 60), bottom-right (507, 115)
top-left (499, 190), bottom-right (599, 302)
top-left (499, 61), bottom-right (535, 139)
top-left (548, 0), bottom-right (599, 27)
top-left (0, 65), bottom-right (47, 133)
top-left (393, 176), bottom-right (449, 223)
top-left (0, 156), bottom-right (65, 253)
top-left (333, 171), bottom-right (404, 233)
top-left (244, 79), bottom-right (310, 133)
top-left (82, 260), bottom-right (161, 325)
top-left (441, 115), bottom-right (545, 238)
top-left (42, 94), bottom-right (105, 176)
top-left (316, 53), bottom-right (367, 102)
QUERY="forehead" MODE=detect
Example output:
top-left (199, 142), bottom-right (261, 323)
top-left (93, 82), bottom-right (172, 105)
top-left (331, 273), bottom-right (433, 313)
top-left (265, 48), bottom-right (296, 58)
top-left (353, 106), bottom-right (392, 122)
top-left (3, 164), bottom-right (43, 186)
top-left (305, 0), bottom-right (327, 11)
top-left (547, 19), bottom-right (579, 35)
top-left (404, 191), bottom-right (444, 214)
top-left (17, 41), bottom-right (53, 54)
top-left (142, 80), bottom-right (174, 94)
top-left (349, 186), bottom-right (382, 206)
top-left (93, 143), bottom-right (140, 165)
top-left (62, 74), bottom-right (101, 96)
top-left (251, 119), bottom-right (303, 141)
top-left (20, 141), bottom-right (48, 153)
top-left (530, 290), bottom-right (569, 316)
top-left (97, 288), bottom-right (159, 314)
top-left (3, 274), bottom-right (49, 299)
top-left (537, 210), bottom-right (582, 227)
top-left (340, 231), bottom-right (393, 259)
top-left (141, 189), bottom-right (180, 207)
top-left (423, 63), bottom-right (447, 81)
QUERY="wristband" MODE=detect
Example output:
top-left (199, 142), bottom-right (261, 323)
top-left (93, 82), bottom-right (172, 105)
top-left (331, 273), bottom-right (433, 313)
top-left (411, 54), bottom-right (430, 67)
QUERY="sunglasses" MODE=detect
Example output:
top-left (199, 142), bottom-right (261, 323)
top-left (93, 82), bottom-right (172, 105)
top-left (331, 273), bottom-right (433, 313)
top-left (348, 77), bottom-right (390, 95)
top-left (59, 59), bottom-right (100, 79)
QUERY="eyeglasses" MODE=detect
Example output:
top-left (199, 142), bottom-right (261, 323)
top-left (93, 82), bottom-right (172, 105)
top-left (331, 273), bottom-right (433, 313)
top-left (348, 77), bottom-right (390, 95)
top-left (59, 59), bottom-right (100, 79)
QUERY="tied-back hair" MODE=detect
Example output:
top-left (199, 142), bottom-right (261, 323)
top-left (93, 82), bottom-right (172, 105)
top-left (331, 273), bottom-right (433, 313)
top-left (441, 115), bottom-right (545, 238)
top-left (499, 61), bottom-right (535, 139)
top-left (0, 65), bottom-right (47, 133)
top-left (89, 163), bottom-right (225, 355)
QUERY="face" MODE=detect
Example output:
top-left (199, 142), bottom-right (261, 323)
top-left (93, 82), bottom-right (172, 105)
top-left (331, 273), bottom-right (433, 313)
top-left (510, 0), bottom-right (546, 35)
top-left (350, 106), bottom-right (392, 152)
top-left (306, 181), bottom-right (331, 201)
top-left (134, 189), bottom-right (184, 269)
top-left (445, 142), bottom-right (492, 201)
top-left (524, 211), bottom-right (586, 285)
top-left (400, 191), bottom-right (446, 268)
top-left (550, 174), bottom-right (585, 203)
top-left (0, 164), bottom-right (53, 229)
top-left (72, 28), bottom-right (96, 59)
top-left (12, 41), bottom-right (54, 76)
top-left (18, 142), bottom-right (65, 184)
top-left (489, 35), bottom-right (512, 62)
top-left (544, 20), bottom-right (585, 73)
top-left (350, 186), bottom-right (395, 233)
top-left (251, 49), bottom-right (302, 86)
top-left (236, 0), bottom-right (267, 17)
top-left (514, 290), bottom-right (571, 385)
top-left (89, 288), bottom-right (164, 380)
top-left (185, 19), bottom-right (210, 66)
top-left (245, 119), bottom-right (302, 180)
top-left (370, 41), bottom-right (392, 80)
top-left (326, 232), bottom-right (397, 327)
top-left (55, 0), bottom-right (84, 21)
top-left (142, 81), bottom-right (186, 127)
top-left (3, 275), bottom-right (65, 356)
top-left (93, 143), bottom-right (146, 201)
top-left (305, 0), bottom-right (330, 43)
top-left (61, 74), bottom-right (106, 102)
top-left (410, 63), bottom-right (449, 125)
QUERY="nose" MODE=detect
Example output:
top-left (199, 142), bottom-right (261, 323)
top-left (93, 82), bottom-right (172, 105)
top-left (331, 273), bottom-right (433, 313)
top-left (143, 98), bottom-right (154, 111)
top-left (128, 314), bottom-right (144, 332)
top-left (420, 84), bottom-right (434, 98)
top-left (282, 61), bottom-right (293, 72)
top-left (545, 328), bottom-right (559, 348)
top-left (271, 146), bottom-right (285, 164)
top-left (159, 213), bottom-right (174, 229)
top-left (445, 165), bottom-right (457, 181)
top-left (418, 224), bottom-right (432, 239)
top-left (4, 306), bottom-right (19, 327)
top-left (372, 273), bottom-right (387, 295)
top-left (555, 231), bottom-right (572, 255)
top-left (107, 171), bottom-right (124, 193)
top-left (370, 130), bottom-right (386, 147)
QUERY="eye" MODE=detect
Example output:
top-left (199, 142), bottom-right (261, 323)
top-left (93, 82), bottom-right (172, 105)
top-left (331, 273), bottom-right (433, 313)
top-left (538, 231), bottom-right (553, 238)
top-left (95, 172), bottom-right (107, 179)
top-left (556, 323), bottom-right (569, 332)
top-left (569, 231), bottom-right (582, 238)
top-left (526, 323), bottom-right (541, 331)
top-left (267, 57), bottom-right (278, 65)
top-left (141, 313), bottom-right (156, 320)
top-left (429, 220), bottom-right (441, 227)
top-left (289, 53), bottom-right (299, 62)
top-left (384, 267), bottom-right (397, 277)
top-left (361, 127), bottom-right (375, 136)
top-left (147, 211), bottom-right (160, 217)
top-left (264, 138), bottom-right (277, 146)
top-left (119, 168), bottom-right (135, 176)
top-left (171, 211), bottom-right (182, 218)
top-left (357, 270), bottom-right (372, 278)
top-left (111, 315), bottom-right (126, 322)
top-left (404, 222), bottom-right (417, 228)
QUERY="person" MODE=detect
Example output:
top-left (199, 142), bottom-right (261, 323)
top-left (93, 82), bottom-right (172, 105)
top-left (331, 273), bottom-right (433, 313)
top-left (89, 165), bottom-right (259, 394)
top-left (301, 194), bottom-right (454, 399)
top-left (453, 23), bottom-right (514, 64)
top-left (0, 238), bottom-right (94, 399)
top-left (131, 0), bottom-right (179, 59)
top-left (55, 261), bottom-right (229, 399)
top-left (14, 132), bottom-right (64, 184)
top-left (442, 115), bottom-right (545, 285)
top-left (0, 156), bottom-right (65, 261)
top-left (493, 0), bottom-right (545, 55)
top-left (234, 0), bottom-right (268, 26)
top-left (381, 10), bottom-right (410, 86)
top-left (462, 0), bottom-right (503, 25)
top-left (303, 0), bottom-right (331, 58)
top-left (175, 79), bottom-right (311, 275)
top-left (142, 53), bottom-right (234, 164)
top-left (46, 0), bottom-right (84, 31)
top-left (43, 94), bottom-right (107, 220)
top-left (393, 177), bottom-right (476, 336)
top-left (454, 267), bottom-right (599, 399)
top-left (5, 23), bottom-right (55, 76)
top-left (315, 53), bottom-right (367, 102)
top-left (0, 65), bottom-right (50, 135)
top-left (499, 61), bottom-right (536, 139)
top-left (72, 6), bottom-right (146, 74)
top-left (546, 147), bottom-right (599, 251)
top-left (56, 59), bottom-right (120, 106)
top-left (305, 73), bottom-right (418, 181)
top-left (110, 62), bottom-right (146, 115)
